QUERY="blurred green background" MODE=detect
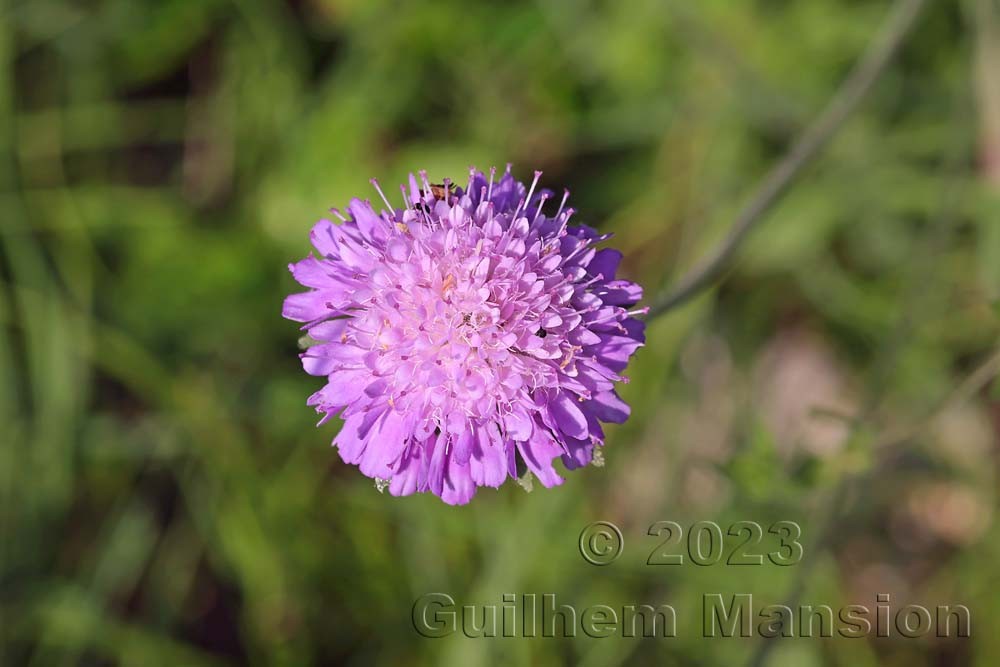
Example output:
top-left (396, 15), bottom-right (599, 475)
top-left (3, 0), bottom-right (1000, 664)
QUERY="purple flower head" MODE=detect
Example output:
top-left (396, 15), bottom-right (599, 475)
top-left (283, 166), bottom-right (646, 504)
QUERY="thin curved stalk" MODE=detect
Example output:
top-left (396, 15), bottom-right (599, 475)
top-left (646, 0), bottom-right (931, 320)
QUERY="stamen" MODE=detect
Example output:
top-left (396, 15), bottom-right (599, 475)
top-left (513, 170), bottom-right (542, 220)
top-left (418, 170), bottom-right (436, 228)
top-left (532, 193), bottom-right (550, 226)
top-left (465, 166), bottom-right (475, 196)
top-left (555, 189), bottom-right (570, 218)
top-left (370, 178), bottom-right (395, 213)
top-left (553, 206), bottom-right (575, 239)
top-left (399, 184), bottom-right (414, 212)
top-left (419, 170), bottom-right (433, 198)
top-left (586, 310), bottom-right (622, 326)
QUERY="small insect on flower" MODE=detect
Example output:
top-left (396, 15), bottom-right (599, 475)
top-left (427, 182), bottom-right (453, 201)
top-left (283, 166), bottom-right (646, 505)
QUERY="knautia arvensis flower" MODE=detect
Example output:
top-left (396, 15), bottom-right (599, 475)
top-left (283, 166), bottom-right (645, 504)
